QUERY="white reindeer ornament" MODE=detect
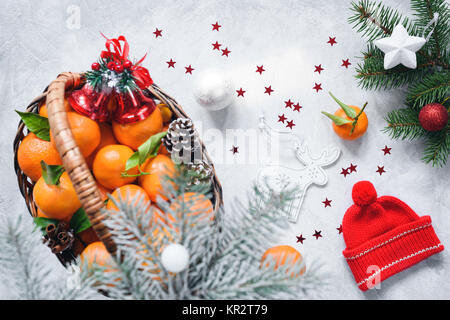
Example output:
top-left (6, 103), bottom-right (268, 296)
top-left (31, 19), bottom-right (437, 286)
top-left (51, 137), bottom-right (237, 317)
top-left (257, 114), bottom-right (340, 223)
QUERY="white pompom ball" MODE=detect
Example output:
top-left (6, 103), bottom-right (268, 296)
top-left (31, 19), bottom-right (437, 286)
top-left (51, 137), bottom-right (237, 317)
top-left (161, 243), bottom-right (190, 273)
top-left (193, 69), bottom-right (234, 111)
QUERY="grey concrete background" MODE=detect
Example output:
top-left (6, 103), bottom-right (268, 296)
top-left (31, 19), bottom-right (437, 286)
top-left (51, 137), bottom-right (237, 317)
top-left (0, 0), bottom-right (448, 299)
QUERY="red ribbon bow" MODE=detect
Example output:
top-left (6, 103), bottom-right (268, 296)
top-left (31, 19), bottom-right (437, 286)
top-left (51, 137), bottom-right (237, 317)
top-left (100, 34), bottom-right (153, 89)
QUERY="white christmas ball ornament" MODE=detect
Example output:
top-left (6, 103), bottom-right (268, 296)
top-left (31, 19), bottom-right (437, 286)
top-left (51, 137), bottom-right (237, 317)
top-left (161, 243), bottom-right (190, 273)
top-left (193, 69), bottom-right (234, 111)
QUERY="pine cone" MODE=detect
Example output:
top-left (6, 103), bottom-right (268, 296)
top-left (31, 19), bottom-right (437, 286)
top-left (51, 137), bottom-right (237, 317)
top-left (186, 160), bottom-right (213, 187)
top-left (163, 118), bottom-right (201, 164)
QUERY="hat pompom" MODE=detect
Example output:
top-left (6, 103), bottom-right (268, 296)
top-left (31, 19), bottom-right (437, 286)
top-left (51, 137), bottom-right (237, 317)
top-left (352, 181), bottom-right (377, 206)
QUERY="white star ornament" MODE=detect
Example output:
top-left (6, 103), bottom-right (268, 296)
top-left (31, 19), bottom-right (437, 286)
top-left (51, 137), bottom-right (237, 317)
top-left (374, 24), bottom-right (426, 69)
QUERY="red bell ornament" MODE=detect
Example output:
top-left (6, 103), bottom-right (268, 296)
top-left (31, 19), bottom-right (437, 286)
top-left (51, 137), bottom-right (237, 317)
top-left (113, 89), bottom-right (156, 124)
top-left (68, 84), bottom-right (111, 122)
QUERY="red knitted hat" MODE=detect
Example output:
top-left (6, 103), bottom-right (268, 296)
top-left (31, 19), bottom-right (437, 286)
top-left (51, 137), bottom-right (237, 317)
top-left (342, 181), bottom-right (444, 291)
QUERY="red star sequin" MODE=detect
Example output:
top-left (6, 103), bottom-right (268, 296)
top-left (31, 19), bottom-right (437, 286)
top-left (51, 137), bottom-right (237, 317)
top-left (337, 224), bottom-right (343, 234)
top-left (256, 65), bottom-right (265, 74)
top-left (264, 86), bottom-right (274, 95)
top-left (230, 146), bottom-right (239, 154)
top-left (286, 120), bottom-right (295, 129)
top-left (313, 83), bottom-right (322, 92)
top-left (327, 37), bottom-right (337, 46)
top-left (293, 103), bottom-right (302, 112)
top-left (382, 145), bottom-right (392, 155)
top-left (313, 230), bottom-right (322, 240)
top-left (341, 59), bottom-right (351, 68)
top-left (322, 198), bottom-right (332, 208)
top-left (221, 47), bottom-right (231, 57)
top-left (348, 163), bottom-right (357, 173)
top-left (314, 64), bottom-right (324, 74)
top-left (236, 88), bottom-right (246, 97)
top-left (212, 22), bottom-right (221, 31)
top-left (284, 99), bottom-right (293, 108)
top-left (340, 168), bottom-right (349, 177)
top-left (153, 28), bottom-right (162, 38)
top-left (212, 41), bottom-right (221, 50)
top-left (296, 234), bottom-right (306, 244)
top-left (376, 166), bottom-right (386, 175)
top-left (278, 114), bottom-right (287, 123)
top-left (166, 59), bottom-right (176, 68)
top-left (185, 65), bottom-right (194, 74)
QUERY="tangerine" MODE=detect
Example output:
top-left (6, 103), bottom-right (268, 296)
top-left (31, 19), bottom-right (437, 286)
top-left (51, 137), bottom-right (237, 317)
top-left (261, 245), bottom-right (306, 276)
top-left (138, 154), bottom-right (176, 202)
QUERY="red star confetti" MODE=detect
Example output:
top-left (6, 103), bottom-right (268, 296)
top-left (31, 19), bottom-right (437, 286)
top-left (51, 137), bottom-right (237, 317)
top-left (278, 114), bottom-right (287, 123)
top-left (212, 41), bottom-right (221, 50)
top-left (264, 86), bottom-right (274, 95)
top-left (284, 99), bottom-right (293, 108)
top-left (327, 36), bottom-right (337, 46)
top-left (212, 22), bottom-right (221, 31)
top-left (153, 28), bottom-right (162, 38)
top-left (382, 145), bottom-right (392, 155)
top-left (313, 83), bottom-right (322, 92)
top-left (376, 166), bottom-right (386, 175)
top-left (296, 234), bottom-right (306, 244)
top-left (337, 224), bottom-right (343, 234)
top-left (286, 120), bottom-right (295, 129)
top-left (314, 64), bottom-right (324, 74)
top-left (341, 59), bottom-right (351, 68)
top-left (256, 65), bottom-right (265, 74)
top-left (293, 103), bottom-right (302, 112)
top-left (340, 167), bottom-right (349, 177)
top-left (236, 88), bottom-right (246, 97)
top-left (230, 146), bottom-right (239, 154)
top-left (348, 163), bottom-right (357, 173)
top-left (322, 198), bottom-right (332, 208)
top-left (166, 59), bottom-right (176, 68)
top-left (221, 47), bottom-right (231, 57)
top-left (313, 230), bottom-right (322, 239)
top-left (185, 65), bottom-right (194, 74)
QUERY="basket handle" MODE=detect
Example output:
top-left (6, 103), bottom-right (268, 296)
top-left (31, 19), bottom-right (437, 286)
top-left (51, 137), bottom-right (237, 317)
top-left (46, 72), bottom-right (117, 256)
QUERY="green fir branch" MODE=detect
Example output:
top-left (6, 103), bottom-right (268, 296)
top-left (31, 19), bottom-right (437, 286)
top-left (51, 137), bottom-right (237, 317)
top-left (383, 107), bottom-right (425, 140)
top-left (406, 71), bottom-right (450, 109)
top-left (422, 128), bottom-right (450, 167)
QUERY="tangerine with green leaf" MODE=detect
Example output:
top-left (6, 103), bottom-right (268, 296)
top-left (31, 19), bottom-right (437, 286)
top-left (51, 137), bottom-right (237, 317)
top-left (321, 92), bottom-right (368, 140)
top-left (33, 162), bottom-right (81, 221)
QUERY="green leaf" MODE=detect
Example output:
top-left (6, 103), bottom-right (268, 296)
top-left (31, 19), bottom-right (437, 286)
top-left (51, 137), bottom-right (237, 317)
top-left (69, 207), bottom-right (92, 234)
top-left (321, 111), bottom-right (353, 126)
top-left (124, 131), bottom-right (168, 172)
top-left (33, 217), bottom-right (59, 235)
top-left (40, 160), bottom-right (65, 185)
top-left (328, 92), bottom-right (357, 119)
top-left (16, 110), bottom-right (50, 141)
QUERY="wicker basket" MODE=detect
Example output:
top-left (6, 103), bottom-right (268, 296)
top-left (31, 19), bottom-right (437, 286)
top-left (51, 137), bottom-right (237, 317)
top-left (14, 72), bottom-right (223, 265)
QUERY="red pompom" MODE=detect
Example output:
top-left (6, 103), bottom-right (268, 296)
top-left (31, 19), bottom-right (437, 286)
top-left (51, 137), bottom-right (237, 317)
top-left (419, 103), bottom-right (448, 132)
top-left (123, 60), bottom-right (132, 69)
top-left (107, 61), bottom-right (116, 70)
top-left (91, 62), bottom-right (100, 71)
top-left (352, 181), bottom-right (377, 206)
top-left (115, 64), bottom-right (124, 73)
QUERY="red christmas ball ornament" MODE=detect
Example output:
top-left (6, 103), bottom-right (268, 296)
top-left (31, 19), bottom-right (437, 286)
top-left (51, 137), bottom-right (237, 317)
top-left (123, 60), bottom-right (132, 69)
top-left (107, 61), bottom-right (116, 70)
top-left (115, 64), bottom-right (124, 73)
top-left (91, 62), bottom-right (100, 71)
top-left (419, 103), bottom-right (448, 132)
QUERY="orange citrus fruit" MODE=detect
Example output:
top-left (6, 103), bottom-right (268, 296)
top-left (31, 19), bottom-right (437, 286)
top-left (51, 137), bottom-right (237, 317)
top-left (169, 192), bottom-right (214, 221)
top-left (158, 124), bottom-right (170, 155)
top-left (261, 245), bottom-right (306, 276)
top-left (18, 133), bottom-right (62, 182)
top-left (157, 103), bottom-right (173, 123)
top-left (80, 241), bottom-right (115, 269)
top-left (97, 182), bottom-right (111, 202)
top-left (33, 172), bottom-right (81, 221)
top-left (112, 107), bottom-right (163, 150)
top-left (39, 98), bottom-right (72, 117)
top-left (138, 154), bottom-right (176, 202)
top-left (36, 208), bottom-right (50, 218)
top-left (92, 144), bottom-right (138, 190)
top-left (50, 112), bottom-right (101, 158)
top-left (86, 123), bottom-right (118, 168)
top-left (106, 184), bottom-right (151, 211)
top-left (332, 106), bottom-right (368, 140)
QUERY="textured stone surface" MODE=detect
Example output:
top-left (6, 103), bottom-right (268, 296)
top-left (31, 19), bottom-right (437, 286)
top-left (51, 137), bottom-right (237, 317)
top-left (0, 0), bottom-right (448, 299)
